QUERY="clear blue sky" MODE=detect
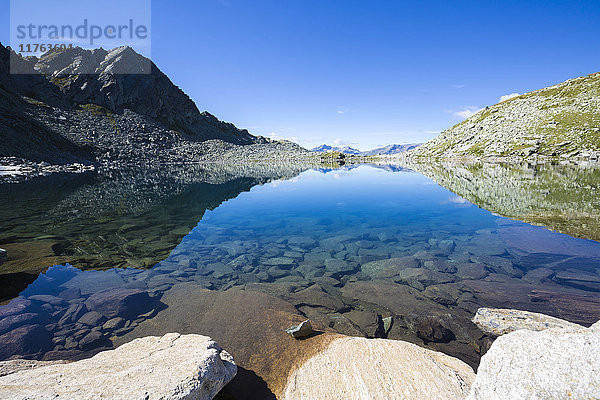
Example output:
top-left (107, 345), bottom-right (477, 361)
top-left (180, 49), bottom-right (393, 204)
top-left (1, 0), bottom-right (599, 150)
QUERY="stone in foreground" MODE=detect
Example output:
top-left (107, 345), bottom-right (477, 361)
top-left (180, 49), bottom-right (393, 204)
top-left (283, 336), bottom-right (475, 400)
top-left (286, 319), bottom-right (315, 339)
top-left (0, 333), bottom-right (236, 400)
top-left (472, 307), bottom-right (583, 336)
top-left (468, 322), bottom-right (600, 400)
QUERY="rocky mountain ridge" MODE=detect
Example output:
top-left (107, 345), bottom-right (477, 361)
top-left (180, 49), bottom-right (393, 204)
top-left (407, 72), bottom-right (600, 160)
top-left (0, 43), bottom-right (311, 165)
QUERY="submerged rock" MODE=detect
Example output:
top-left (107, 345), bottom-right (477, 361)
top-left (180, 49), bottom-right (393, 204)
top-left (409, 314), bottom-right (456, 344)
top-left (0, 333), bottom-right (237, 400)
top-left (360, 256), bottom-right (420, 279)
top-left (394, 267), bottom-right (456, 290)
top-left (283, 336), bottom-right (475, 400)
top-left (286, 319), bottom-right (315, 339)
top-left (84, 287), bottom-right (151, 319)
top-left (472, 307), bottom-right (583, 336)
top-left (343, 310), bottom-right (385, 338)
top-left (0, 324), bottom-right (52, 360)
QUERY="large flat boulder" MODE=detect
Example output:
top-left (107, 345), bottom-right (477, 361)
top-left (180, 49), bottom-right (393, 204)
top-left (472, 307), bottom-right (583, 336)
top-left (468, 324), bottom-right (600, 399)
top-left (283, 336), bottom-right (475, 400)
top-left (0, 333), bottom-right (236, 400)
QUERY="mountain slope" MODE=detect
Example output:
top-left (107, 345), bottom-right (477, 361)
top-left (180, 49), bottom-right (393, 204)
top-left (0, 44), bottom-right (95, 163)
top-left (0, 43), bottom-right (310, 164)
top-left (35, 46), bottom-right (257, 144)
top-left (408, 72), bottom-right (600, 160)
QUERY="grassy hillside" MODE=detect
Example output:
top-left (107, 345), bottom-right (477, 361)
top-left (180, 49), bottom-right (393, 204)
top-left (409, 72), bottom-right (600, 160)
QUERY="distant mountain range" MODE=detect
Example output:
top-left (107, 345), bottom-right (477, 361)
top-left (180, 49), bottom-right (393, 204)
top-left (311, 143), bottom-right (422, 156)
top-left (360, 143), bottom-right (422, 156)
top-left (311, 145), bottom-right (362, 154)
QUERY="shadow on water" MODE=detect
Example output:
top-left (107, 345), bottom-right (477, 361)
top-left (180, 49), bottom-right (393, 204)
top-left (0, 162), bottom-right (315, 299)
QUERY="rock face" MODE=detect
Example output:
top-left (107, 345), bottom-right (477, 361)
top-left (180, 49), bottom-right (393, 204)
top-left (0, 333), bottom-right (236, 400)
top-left (407, 72), bottom-right (600, 160)
top-left (468, 324), bottom-right (600, 400)
top-left (283, 336), bottom-right (475, 400)
top-left (472, 307), bottom-right (583, 336)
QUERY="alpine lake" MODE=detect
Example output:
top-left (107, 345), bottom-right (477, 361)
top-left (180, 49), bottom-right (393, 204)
top-left (1, 160), bottom-right (599, 395)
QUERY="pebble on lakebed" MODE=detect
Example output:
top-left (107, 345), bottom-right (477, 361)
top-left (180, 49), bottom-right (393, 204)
top-left (286, 319), bottom-right (315, 339)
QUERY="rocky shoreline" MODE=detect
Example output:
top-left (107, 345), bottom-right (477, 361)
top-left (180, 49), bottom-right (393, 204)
top-left (0, 157), bottom-right (95, 184)
top-left (0, 308), bottom-right (596, 399)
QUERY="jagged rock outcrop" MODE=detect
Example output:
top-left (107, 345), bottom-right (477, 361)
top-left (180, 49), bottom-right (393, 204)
top-left (34, 46), bottom-right (257, 144)
top-left (282, 336), bottom-right (475, 400)
top-left (472, 307), bottom-right (583, 336)
top-left (407, 72), bottom-right (600, 160)
top-left (468, 320), bottom-right (600, 400)
top-left (0, 333), bottom-right (236, 400)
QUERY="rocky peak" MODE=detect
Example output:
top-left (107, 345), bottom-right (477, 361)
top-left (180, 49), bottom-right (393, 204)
top-left (3, 43), bottom-right (259, 144)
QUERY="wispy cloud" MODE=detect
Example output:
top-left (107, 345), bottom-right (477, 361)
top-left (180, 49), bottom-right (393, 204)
top-left (336, 110), bottom-right (345, 114)
top-left (451, 84), bottom-right (465, 89)
top-left (499, 93), bottom-right (521, 102)
top-left (446, 106), bottom-right (482, 119)
top-left (268, 132), bottom-right (302, 144)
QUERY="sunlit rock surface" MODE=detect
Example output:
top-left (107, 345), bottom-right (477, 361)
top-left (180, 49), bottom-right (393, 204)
top-left (472, 307), bottom-right (583, 336)
top-left (468, 322), bottom-right (600, 400)
top-left (283, 336), bottom-right (475, 400)
top-left (0, 333), bottom-right (236, 400)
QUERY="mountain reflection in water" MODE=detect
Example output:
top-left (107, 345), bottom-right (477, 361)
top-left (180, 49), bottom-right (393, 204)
top-left (0, 162), bottom-right (599, 372)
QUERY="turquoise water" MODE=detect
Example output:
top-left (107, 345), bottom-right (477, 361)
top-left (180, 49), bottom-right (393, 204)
top-left (1, 164), bottom-right (599, 364)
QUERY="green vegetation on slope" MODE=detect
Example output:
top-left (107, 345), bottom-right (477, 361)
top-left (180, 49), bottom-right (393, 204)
top-left (409, 72), bottom-right (600, 160)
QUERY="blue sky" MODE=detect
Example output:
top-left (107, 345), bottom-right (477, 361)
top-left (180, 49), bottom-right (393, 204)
top-left (1, 0), bottom-right (600, 150)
